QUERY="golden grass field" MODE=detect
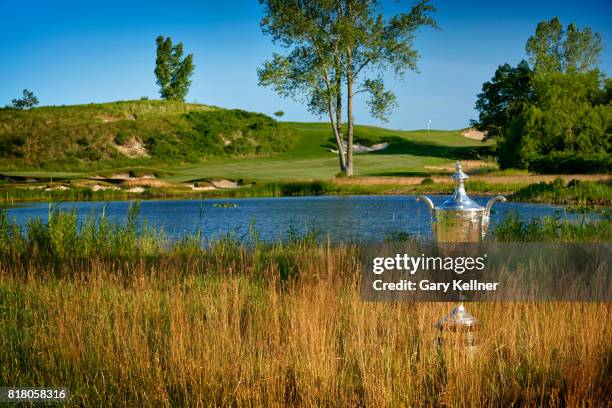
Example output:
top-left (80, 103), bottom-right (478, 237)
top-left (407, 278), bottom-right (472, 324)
top-left (1, 241), bottom-right (610, 407)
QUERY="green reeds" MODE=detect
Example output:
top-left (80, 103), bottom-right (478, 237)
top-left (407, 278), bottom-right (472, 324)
top-left (510, 178), bottom-right (612, 206)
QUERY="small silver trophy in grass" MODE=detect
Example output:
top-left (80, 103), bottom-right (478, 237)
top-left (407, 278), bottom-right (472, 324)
top-left (417, 161), bottom-right (506, 348)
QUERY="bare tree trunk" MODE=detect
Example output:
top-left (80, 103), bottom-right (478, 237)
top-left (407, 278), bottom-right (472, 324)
top-left (335, 58), bottom-right (344, 156)
top-left (328, 98), bottom-right (347, 172)
top-left (346, 46), bottom-right (354, 176)
top-left (343, 0), bottom-right (354, 176)
top-left (335, 1), bottom-right (345, 160)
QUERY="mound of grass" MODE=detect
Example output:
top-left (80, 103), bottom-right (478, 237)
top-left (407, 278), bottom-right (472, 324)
top-left (1, 101), bottom-right (501, 182)
top-left (144, 109), bottom-right (296, 161)
top-left (0, 101), bottom-right (295, 170)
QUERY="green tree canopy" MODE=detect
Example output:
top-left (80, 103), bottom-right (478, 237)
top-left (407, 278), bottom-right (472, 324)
top-left (154, 35), bottom-right (195, 101)
top-left (526, 17), bottom-right (602, 74)
top-left (499, 71), bottom-right (610, 169)
top-left (258, 0), bottom-right (436, 175)
top-left (471, 60), bottom-right (533, 140)
top-left (11, 89), bottom-right (39, 110)
top-left (473, 17), bottom-right (609, 172)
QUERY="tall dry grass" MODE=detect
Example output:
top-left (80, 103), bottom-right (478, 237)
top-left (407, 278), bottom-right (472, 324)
top-left (0, 208), bottom-right (610, 406)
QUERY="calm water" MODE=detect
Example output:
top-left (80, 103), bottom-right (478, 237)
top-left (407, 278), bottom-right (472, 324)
top-left (1, 195), bottom-right (582, 243)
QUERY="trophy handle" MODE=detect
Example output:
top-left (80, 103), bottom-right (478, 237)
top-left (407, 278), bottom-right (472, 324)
top-left (416, 195), bottom-right (435, 217)
top-left (485, 195), bottom-right (506, 218)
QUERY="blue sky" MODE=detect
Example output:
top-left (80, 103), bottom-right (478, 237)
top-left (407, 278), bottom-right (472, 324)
top-left (0, 0), bottom-right (610, 130)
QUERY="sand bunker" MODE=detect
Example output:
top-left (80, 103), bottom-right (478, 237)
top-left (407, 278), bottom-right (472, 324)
top-left (331, 142), bottom-right (388, 154)
top-left (121, 179), bottom-right (173, 188)
top-left (187, 183), bottom-right (217, 191)
top-left (114, 138), bottom-right (149, 158)
top-left (91, 173), bottom-right (157, 181)
top-left (127, 187), bottom-right (145, 193)
top-left (44, 185), bottom-right (69, 191)
top-left (90, 184), bottom-right (120, 192)
top-left (211, 179), bottom-right (239, 189)
top-left (462, 128), bottom-right (485, 141)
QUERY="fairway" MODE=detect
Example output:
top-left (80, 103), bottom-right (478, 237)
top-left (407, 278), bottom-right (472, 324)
top-left (164, 123), bottom-right (490, 182)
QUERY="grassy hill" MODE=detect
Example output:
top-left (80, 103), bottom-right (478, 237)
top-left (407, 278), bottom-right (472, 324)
top-left (0, 100), bottom-right (297, 170)
top-left (0, 100), bottom-right (492, 182)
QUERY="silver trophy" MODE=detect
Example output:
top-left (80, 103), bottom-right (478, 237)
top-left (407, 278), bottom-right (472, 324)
top-left (417, 161), bottom-right (506, 347)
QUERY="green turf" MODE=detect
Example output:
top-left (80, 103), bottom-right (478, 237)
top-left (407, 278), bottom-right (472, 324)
top-left (161, 123), bottom-right (491, 182)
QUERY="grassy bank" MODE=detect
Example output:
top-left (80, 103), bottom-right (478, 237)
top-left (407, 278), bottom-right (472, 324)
top-left (1, 177), bottom-right (610, 205)
top-left (0, 208), bottom-right (610, 406)
top-left (493, 212), bottom-right (612, 242)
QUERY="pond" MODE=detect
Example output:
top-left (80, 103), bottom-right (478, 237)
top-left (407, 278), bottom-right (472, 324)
top-left (1, 195), bottom-right (590, 243)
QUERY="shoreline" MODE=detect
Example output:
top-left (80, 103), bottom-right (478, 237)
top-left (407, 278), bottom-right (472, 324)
top-left (0, 174), bottom-right (610, 205)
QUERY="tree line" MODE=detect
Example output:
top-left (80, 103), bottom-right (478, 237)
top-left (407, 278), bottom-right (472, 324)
top-left (472, 17), bottom-right (610, 173)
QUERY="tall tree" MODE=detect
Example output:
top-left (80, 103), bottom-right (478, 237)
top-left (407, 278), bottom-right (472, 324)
top-left (258, 0), bottom-right (436, 176)
top-left (11, 89), bottom-right (39, 110)
top-left (154, 35), bottom-right (195, 101)
top-left (340, 0), bottom-right (437, 174)
top-left (526, 17), bottom-right (602, 75)
top-left (258, 0), bottom-right (348, 172)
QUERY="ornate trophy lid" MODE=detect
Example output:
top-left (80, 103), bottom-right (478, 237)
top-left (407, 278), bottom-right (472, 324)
top-left (435, 304), bottom-right (480, 332)
top-left (436, 161), bottom-right (484, 211)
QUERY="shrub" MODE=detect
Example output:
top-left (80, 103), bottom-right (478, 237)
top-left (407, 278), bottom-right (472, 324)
top-left (76, 137), bottom-right (89, 147)
top-left (527, 151), bottom-right (612, 174)
top-left (80, 146), bottom-right (102, 161)
top-left (11, 89), bottom-right (39, 110)
top-left (184, 109), bottom-right (296, 156)
top-left (0, 136), bottom-right (26, 158)
top-left (144, 133), bottom-right (192, 161)
top-left (421, 177), bottom-right (434, 185)
top-left (114, 132), bottom-right (129, 145)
